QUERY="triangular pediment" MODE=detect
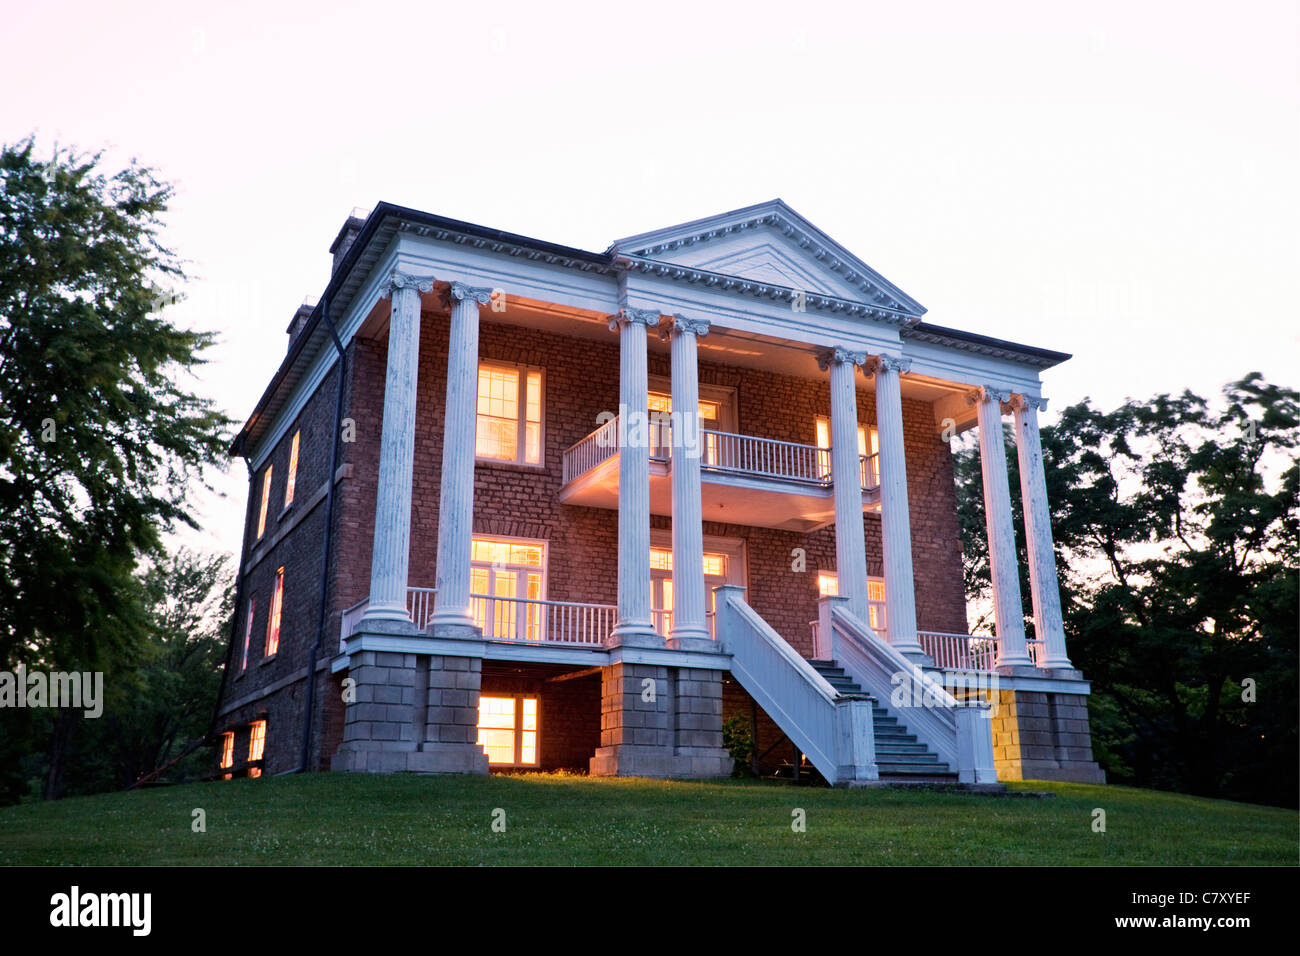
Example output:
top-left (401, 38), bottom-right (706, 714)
top-left (609, 199), bottom-right (925, 317)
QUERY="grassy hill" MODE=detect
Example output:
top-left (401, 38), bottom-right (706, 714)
top-left (0, 774), bottom-right (1293, 866)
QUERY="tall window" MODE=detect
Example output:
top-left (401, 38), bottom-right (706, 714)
top-left (240, 598), bottom-right (255, 671)
top-left (470, 537), bottom-right (546, 640)
top-left (649, 546), bottom-right (729, 636)
top-left (814, 417), bottom-right (879, 486)
top-left (265, 567), bottom-right (284, 657)
top-left (284, 430), bottom-right (300, 508)
top-left (220, 732), bottom-right (235, 769)
top-left (647, 385), bottom-right (733, 464)
top-left (256, 466), bottom-right (273, 538)
top-left (817, 572), bottom-right (887, 634)
top-left (248, 719), bottom-right (267, 776)
top-left (476, 363), bottom-right (543, 465)
top-left (476, 696), bottom-right (538, 766)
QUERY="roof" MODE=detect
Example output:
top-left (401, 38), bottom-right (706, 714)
top-left (230, 201), bottom-right (1069, 458)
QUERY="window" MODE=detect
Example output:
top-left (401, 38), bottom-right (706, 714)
top-left (220, 732), bottom-right (235, 770)
top-left (647, 381), bottom-right (736, 465)
top-left (649, 545), bottom-right (730, 636)
top-left (470, 536), bottom-right (546, 640)
top-left (476, 363), bottom-right (543, 465)
top-left (248, 719), bottom-right (266, 776)
top-left (817, 572), bottom-right (887, 634)
top-left (815, 417), bottom-right (879, 486)
top-left (284, 431), bottom-right (300, 508)
top-left (476, 695), bottom-right (538, 766)
top-left (240, 598), bottom-right (255, 672)
top-left (256, 466), bottom-right (273, 539)
top-left (265, 567), bottom-right (284, 657)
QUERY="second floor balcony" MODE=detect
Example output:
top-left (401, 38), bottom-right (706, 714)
top-left (560, 415), bottom-right (880, 532)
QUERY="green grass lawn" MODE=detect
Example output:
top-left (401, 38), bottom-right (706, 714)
top-left (0, 773), bottom-right (1294, 866)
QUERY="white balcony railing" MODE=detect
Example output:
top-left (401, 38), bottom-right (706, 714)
top-left (651, 608), bottom-right (719, 640)
top-left (471, 593), bottom-right (614, 646)
top-left (917, 632), bottom-right (1048, 671)
top-left (562, 415), bottom-right (881, 491)
top-left (339, 587), bottom-right (439, 650)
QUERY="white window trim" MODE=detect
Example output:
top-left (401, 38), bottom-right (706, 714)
top-left (476, 694), bottom-right (540, 767)
top-left (475, 360), bottom-right (546, 467)
top-left (469, 534), bottom-right (549, 642)
top-left (647, 375), bottom-right (739, 433)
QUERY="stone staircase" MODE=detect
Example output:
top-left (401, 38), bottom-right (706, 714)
top-left (809, 659), bottom-right (958, 783)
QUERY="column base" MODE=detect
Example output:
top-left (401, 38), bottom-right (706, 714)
top-left (608, 625), bottom-right (665, 649)
top-left (667, 635), bottom-right (717, 653)
top-left (332, 742), bottom-right (489, 775)
top-left (428, 621), bottom-right (483, 641)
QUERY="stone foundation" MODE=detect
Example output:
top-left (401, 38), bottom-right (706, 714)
top-left (590, 662), bottom-right (731, 778)
top-left (331, 650), bottom-right (489, 775)
top-left (989, 688), bottom-right (1105, 783)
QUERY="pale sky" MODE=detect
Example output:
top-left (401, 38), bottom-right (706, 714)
top-left (4, 0), bottom-right (1297, 560)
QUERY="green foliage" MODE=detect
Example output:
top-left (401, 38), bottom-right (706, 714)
top-left (0, 136), bottom-right (234, 798)
top-left (954, 374), bottom-right (1299, 807)
top-left (721, 714), bottom-right (756, 777)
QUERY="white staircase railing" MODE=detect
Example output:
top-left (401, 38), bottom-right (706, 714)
top-left (715, 585), bottom-right (877, 786)
top-left (827, 602), bottom-right (997, 784)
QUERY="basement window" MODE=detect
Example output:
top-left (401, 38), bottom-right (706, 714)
top-left (476, 696), bottom-right (538, 767)
top-left (476, 363), bottom-right (543, 466)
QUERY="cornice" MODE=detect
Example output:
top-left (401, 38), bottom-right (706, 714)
top-left (619, 255), bottom-right (920, 327)
top-left (900, 326), bottom-right (1066, 370)
top-left (394, 219), bottom-right (616, 275)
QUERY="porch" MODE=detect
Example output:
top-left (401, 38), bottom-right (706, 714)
top-left (559, 415), bottom-right (880, 532)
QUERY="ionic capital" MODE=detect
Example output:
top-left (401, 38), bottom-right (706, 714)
top-left (380, 270), bottom-right (436, 298)
top-left (1009, 393), bottom-right (1049, 412)
top-left (448, 282), bottom-right (495, 305)
top-left (967, 384), bottom-right (1012, 406)
top-left (608, 307), bottom-right (662, 332)
top-left (663, 314), bottom-right (711, 339)
top-left (866, 353), bottom-right (911, 376)
top-left (816, 346), bottom-right (868, 371)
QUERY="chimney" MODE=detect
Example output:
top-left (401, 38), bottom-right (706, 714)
top-left (286, 297), bottom-right (317, 353)
top-left (329, 207), bottom-right (369, 275)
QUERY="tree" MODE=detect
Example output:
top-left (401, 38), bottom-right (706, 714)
top-left (954, 374), bottom-right (1299, 806)
top-left (0, 137), bottom-right (233, 797)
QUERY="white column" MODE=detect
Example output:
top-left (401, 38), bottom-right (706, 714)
top-left (361, 271), bottom-right (433, 624)
top-left (972, 386), bottom-right (1032, 666)
top-left (610, 307), bottom-right (661, 646)
top-left (869, 354), bottom-right (923, 658)
top-left (430, 282), bottom-right (492, 631)
top-left (666, 315), bottom-right (711, 646)
top-left (1012, 394), bottom-right (1072, 668)
top-left (818, 347), bottom-right (870, 625)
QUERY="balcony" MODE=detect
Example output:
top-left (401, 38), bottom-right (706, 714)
top-left (560, 416), bottom-right (880, 532)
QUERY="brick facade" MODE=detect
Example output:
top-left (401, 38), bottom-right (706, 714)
top-left (217, 302), bottom-right (976, 778)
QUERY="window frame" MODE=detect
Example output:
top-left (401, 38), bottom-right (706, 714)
top-left (283, 430), bottom-right (301, 510)
top-left (469, 534), bottom-right (548, 642)
top-left (256, 465), bottom-right (273, 539)
top-left (248, 719), bottom-right (267, 765)
top-left (814, 416), bottom-right (879, 487)
top-left (816, 571), bottom-right (888, 634)
top-left (475, 694), bottom-right (540, 768)
top-left (240, 597), bottom-right (255, 673)
top-left (265, 567), bottom-right (284, 658)
top-left (220, 732), bottom-right (235, 770)
top-left (474, 360), bottom-right (546, 468)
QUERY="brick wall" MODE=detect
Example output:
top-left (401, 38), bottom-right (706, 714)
top-left (220, 301), bottom-right (972, 774)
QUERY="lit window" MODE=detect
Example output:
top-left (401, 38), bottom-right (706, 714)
top-left (470, 537), bottom-right (545, 640)
top-left (476, 696), bottom-right (538, 766)
top-left (265, 568), bottom-right (284, 657)
top-left (220, 732), bottom-right (235, 769)
top-left (815, 418), bottom-right (879, 485)
top-left (256, 466), bottom-right (273, 538)
top-left (816, 572), bottom-right (888, 634)
top-left (650, 546), bottom-right (729, 636)
top-left (284, 431), bottom-right (300, 508)
top-left (240, 598), bottom-right (255, 671)
top-left (248, 719), bottom-right (266, 764)
top-left (475, 363), bottom-right (543, 465)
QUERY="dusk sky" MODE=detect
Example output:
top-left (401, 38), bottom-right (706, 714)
top-left (4, 0), bottom-right (1297, 560)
